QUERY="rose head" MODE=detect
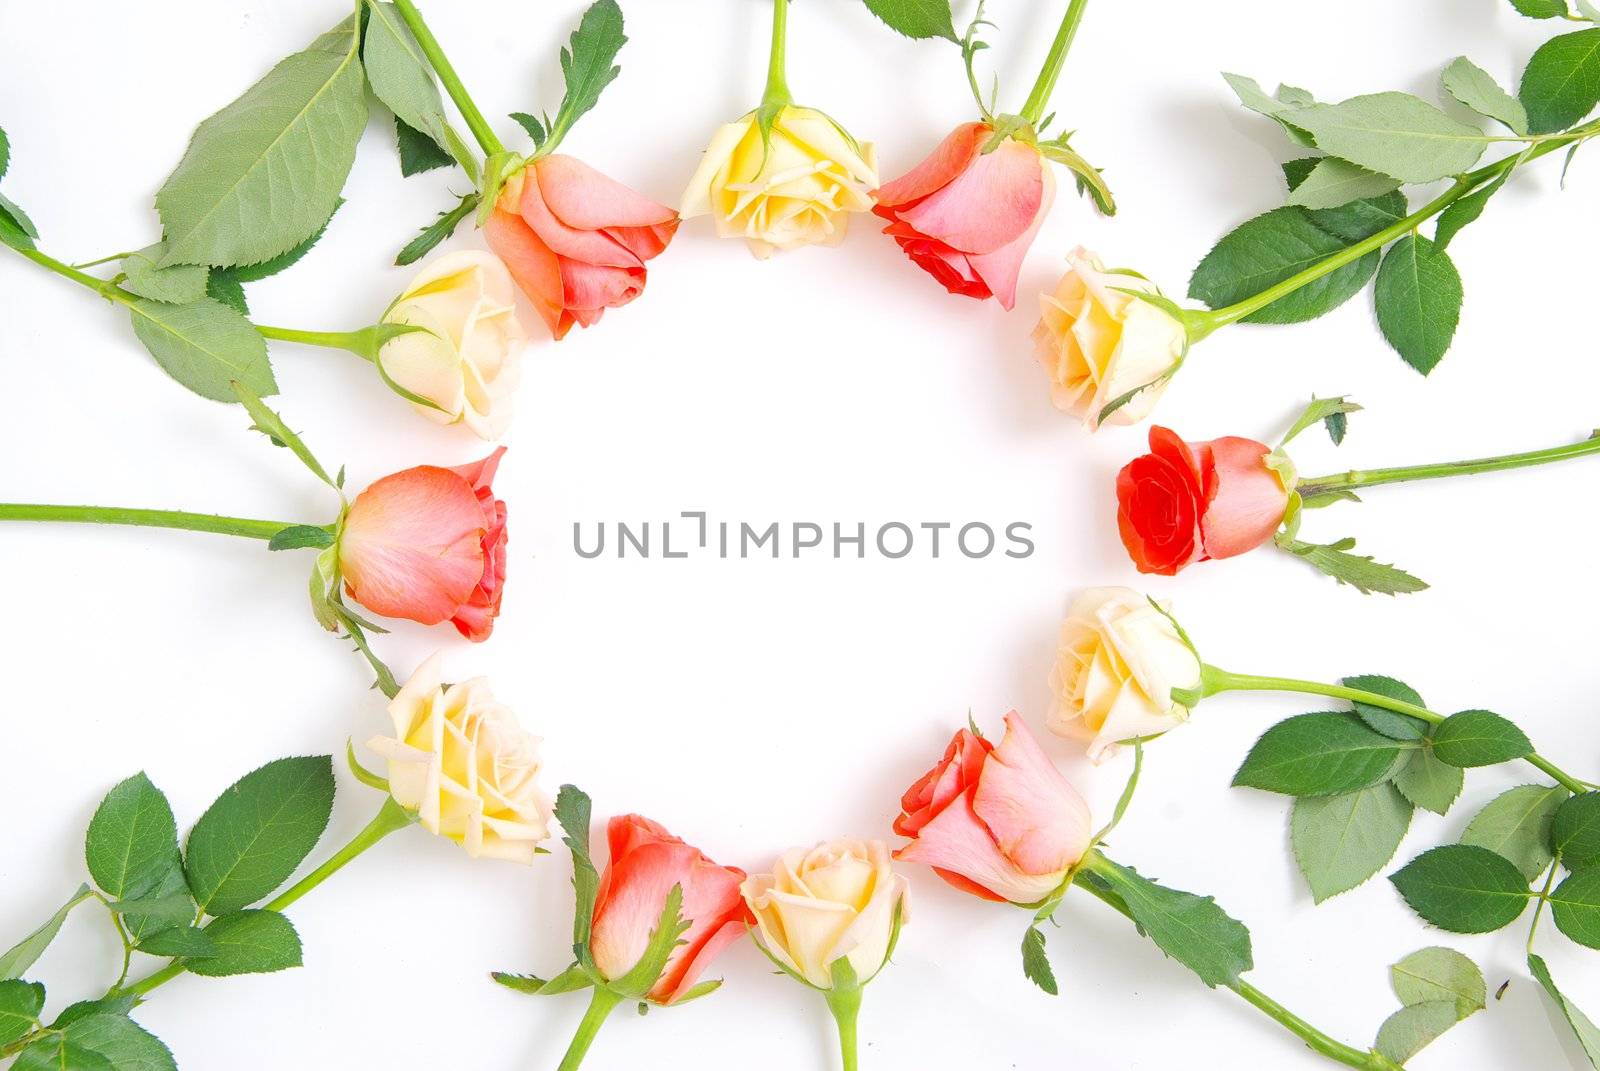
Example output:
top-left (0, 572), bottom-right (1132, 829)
top-left (367, 652), bottom-right (551, 863)
top-left (1047, 588), bottom-right (1202, 761)
top-left (485, 154), bottom-right (678, 340)
top-left (338, 447), bottom-right (509, 642)
top-left (873, 123), bottom-right (1053, 310)
top-left (1118, 426), bottom-right (1291, 575)
top-left (893, 711), bottom-right (1091, 904)
top-left (743, 839), bottom-right (908, 989)
top-left (1031, 247), bottom-right (1186, 428)
top-left (589, 814), bottom-right (750, 1004)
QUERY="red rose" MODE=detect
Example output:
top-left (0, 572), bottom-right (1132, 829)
top-left (1116, 427), bottom-right (1289, 575)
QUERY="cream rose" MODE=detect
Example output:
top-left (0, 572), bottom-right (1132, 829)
top-left (367, 652), bottom-right (552, 863)
top-left (742, 839), bottom-right (908, 989)
top-left (378, 250), bottom-right (528, 440)
top-left (1031, 247), bottom-right (1187, 429)
top-left (1047, 587), bottom-right (1202, 762)
top-left (681, 105), bottom-right (877, 258)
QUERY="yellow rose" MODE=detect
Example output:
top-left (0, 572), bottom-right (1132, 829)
top-left (681, 105), bottom-right (877, 258)
top-left (367, 652), bottom-right (552, 863)
top-left (742, 839), bottom-right (907, 989)
top-left (1047, 587), bottom-right (1202, 762)
top-left (1031, 247), bottom-right (1186, 429)
top-left (378, 250), bottom-right (528, 440)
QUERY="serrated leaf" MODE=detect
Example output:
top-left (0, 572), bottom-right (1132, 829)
top-left (1341, 674), bottom-right (1429, 740)
top-left (225, 198), bottom-right (343, 284)
top-left (1021, 926), bottom-right (1057, 994)
top-left (1390, 845), bottom-right (1531, 932)
top-left (1292, 782), bottom-right (1414, 902)
top-left (155, 20), bottom-right (365, 267)
top-left (1431, 709), bottom-right (1532, 768)
top-left (1529, 953), bottom-right (1600, 1067)
top-left (1087, 855), bottom-right (1253, 987)
top-left (1189, 207), bottom-right (1381, 324)
top-left (1462, 785), bottom-right (1568, 881)
top-left (1285, 537), bottom-right (1430, 594)
top-left (1553, 792), bottom-right (1600, 870)
top-left (1285, 158), bottom-right (1401, 209)
top-left (56, 1012), bottom-right (177, 1071)
top-left (395, 193), bottom-right (478, 266)
top-left (0, 200), bottom-right (37, 251)
top-left (0, 126), bottom-right (9, 180)
top-left (1435, 170), bottom-right (1510, 250)
top-left (364, 3), bottom-right (453, 167)
top-left (1222, 73), bottom-right (1316, 145)
top-left (862, 0), bottom-right (958, 41)
top-left (1374, 234), bottom-right (1463, 375)
top-left (555, 785), bottom-right (599, 965)
top-left (1291, 92), bottom-right (1487, 182)
top-left (1512, 0), bottom-right (1573, 15)
top-left (1391, 947), bottom-right (1486, 1016)
top-left (611, 885), bottom-right (689, 999)
top-left (232, 382), bottom-right (336, 488)
top-left (547, 0), bottom-right (627, 146)
top-left (1374, 1000), bottom-right (1461, 1063)
top-left (509, 112), bottom-right (546, 147)
top-left (0, 980), bottom-right (45, 1045)
top-left (186, 910), bottom-right (302, 976)
top-left (116, 868), bottom-right (194, 945)
top-left (204, 270), bottom-right (249, 316)
top-left (134, 926), bottom-right (215, 959)
top-left (119, 246), bottom-right (209, 305)
top-left (267, 524), bottom-right (334, 551)
top-left (85, 774), bottom-right (179, 901)
top-left (184, 756), bottom-right (335, 916)
top-left (1520, 28), bottom-right (1600, 134)
top-left (395, 116), bottom-right (453, 177)
top-left (1394, 748), bottom-right (1465, 816)
top-left (13, 1037), bottom-right (116, 1071)
top-left (491, 963), bottom-right (593, 996)
top-left (1235, 712), bottom-right (1411, 796)
top-left (1442, 56), bottom-right (1529, 134)
top-left (1553, 869), bottom-right (1600, 948)
top-left (127, 296), bottom-right (275, 403)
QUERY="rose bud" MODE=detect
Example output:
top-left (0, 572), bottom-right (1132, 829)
top-left (872, 122), bottom-right (1053, 309)
top-left (1046, 588), bottom-right (1202, 762)
top-left (338, 447), bottom-right (509, 642)
top-left (377, 251), bottom-right (529, 440)
top-left (366, 652), bottom-right (552, 863)
top-left (589, 815), bottom-right (751, 1004)
top-left (893, 711), bottom-right (1091, 904)
top-left (1117, 426), bottom-right (1291, 575)
top-left (743, 839), bottom-right (909, 989)
top-left (1031, 247), bottom-right (1187, 428)
top-left (681, 105), bottom-right (878, 257)
top-left (485, 155), bottom-right (678, 339)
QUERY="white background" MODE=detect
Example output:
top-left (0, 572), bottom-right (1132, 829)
top-left (2, 1), bottom-right (1598, 1068)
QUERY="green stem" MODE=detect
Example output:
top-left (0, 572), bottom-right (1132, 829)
top-left (389, 0), bottom-right (504, 156)
top-left (255, 323), bottom-right (379, 361)
top-left (1528, 858), bottom-right (1560, 954)
top-left (1069, 872), bottom-right (1397, 1071)
top-left (761, 0), bottom-right (792, 110)
top-left (1297, 433), bottom-right (1600, 498)
top-left (1019, 0), bottom-right (1091, 126)
top-left (1199, 666), bottom-right (1592, 794)
top-left (0, 504), bottom-right (306, 541)
top-left (557, 986), bottom-right (626, 1071)
top-left (12, 246), bottom-right (128, 304)
top-left (823, 986), bottom-right (862, 1071)
top-left (1195, 121), bottom-right (1600, 337)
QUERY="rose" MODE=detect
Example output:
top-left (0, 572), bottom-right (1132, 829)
top-left (1117, 426), bottom-right (1290, 575)
top-left (681, 105), bottom-right (878, 257)
top-left (1030, 247), bottom-right (1187, 428)
top-left (589, 814), bottom-right (750, 1003)
top-left (376, 251), bottom-right (528, 440)
top-left (366, 652), bottom-right (551, 863)
top-left (742, 839), bottom-right (908, 989)
top-left (893, 711), bottom-right (1092, 904)
top-left (485, 154), bottom-right (678, 340)
top-left (872, 123), bottom-right (1053, 309)
top-left (338, 447), bottom-right (509, 642)
top-left (1046, 588), bottom-right (1202, 761)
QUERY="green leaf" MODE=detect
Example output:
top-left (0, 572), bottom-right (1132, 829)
top-left (115, 868), bottom-right (194, 945)
top-left (127, 296), bottom-right (275, 403)
top-left (1234, 712), bottom-right (1410, 796)
top-left (224, 198), bottom-right (344, 284)
top-left (1188, 207), bottom-right (1381, 324)
top-left (611, 885), bottom-right (689, 999)
top-left (1553, 792), bottom-right (1600, 870)
top-left (549, 0), bottom-right (627, 144)
top-left (1391, 947), bottom-right (1486, 1016)
top-left (555, 785), bottom-right (599, 966)
top-left (85, 773), bottom-right (180, 900)
top-left (1086, 855), bottom-right (1253, 987)
top-left (184, 756), bottom-right (335, 916)
top-left (1037, 139), bottom-right (1116, 216)
top-left (363, 3), bottom-right (454, 167)
top-left (1435, 170), bottom-right (1511, 250)
top-left (155, 20), bottom-right (366, 267)
top-left (1285, 158), bottom-right (1401, 209)
top-left (1222, 73), bottom-right (1317, 145)
top-left (862, 0), bottom-right (958, 41)
top-left (1553, 868), bottom-right (1600, 948)
top-left (0, 200), bottom-right (37, 251)
top-left (509, 112), bottom-right (547, 148)
top-left (0, 126), bottom-right (9, 180)
top-left (1512, 0), bottom-right (1573, 15)
top-left (1390, 845), bottom-right (1531, 932)
top-left (1291, 92), bottom-right (1487, 182)
top-left (232, 383), bottom-right (337, 488)
top-left (1282, 536), bottom-right (1430, 594)
top-left (395, 118), bottom-right (453, 176)
top-left (1021, 925), bottom-right (1057, 995)
top-left (395, 193), bottom-right (478, 266)
top-left (119, 245), bottom-right (209, 305)
top-left (267, 524), bottom-right (334, 551)
top-left (1373, 234), bottom-right (1464, 375)
top-left (1461, 785), bottom-right (1568, 881)
top-left (1442, 56), bottom-right (1529, 134)
top-left (491, 964), bottom-right (593, 996)
top-left (1520, 28), bottom-right (1600, 133)
top-left (186, 910), bottom-right (302, 976)
top-left (205, 270), bottom-right (249, 316)
top-left (1529, 953), bottom-right (1600, 1067)
top-left (1374, 1000), bottom-right (1461, 1064)
top-left (134, 926), bottom-right (216, 959)
top-left (1431, 709), bottom-right (1533, 768)
top-left (1291, 782), bottom-right (1414, 902)
top-left (1303, 188), bottom-right (1409, 245)
top-left (13, 1037), bottom-right (116, 1071)
top-left (1393, 748), bottom-right (1465, 816)
top-left (1341, 674), bottom-right (1428, 740)
top-left (0, 980), bottom-right (45, 1045)
top-left (56, 1012), bottom-right (176, 1071)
